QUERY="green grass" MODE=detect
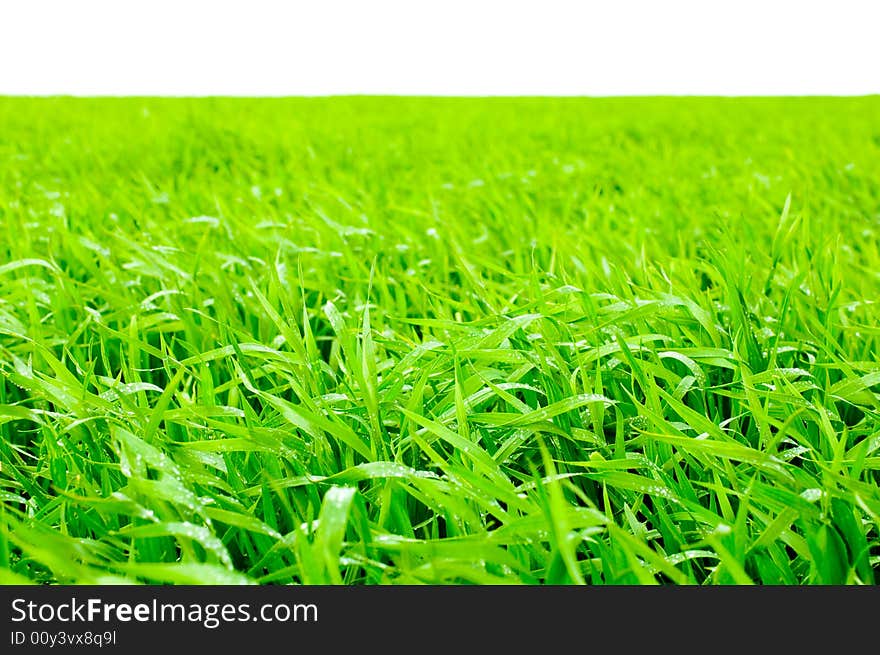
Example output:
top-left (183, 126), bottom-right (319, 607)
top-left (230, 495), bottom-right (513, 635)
top-left (0, 97), bottom-right (878, 585)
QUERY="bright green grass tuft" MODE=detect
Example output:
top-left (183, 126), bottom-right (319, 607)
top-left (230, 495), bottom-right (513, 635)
top-left (0, 97), bottom-right (878, 585)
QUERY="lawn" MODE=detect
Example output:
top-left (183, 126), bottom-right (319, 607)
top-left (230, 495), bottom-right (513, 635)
top-left (0, 97), bottom-right (878, 584)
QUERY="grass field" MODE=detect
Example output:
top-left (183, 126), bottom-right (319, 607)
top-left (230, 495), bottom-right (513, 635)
top-left (0, 97), bottom-right (878, 585)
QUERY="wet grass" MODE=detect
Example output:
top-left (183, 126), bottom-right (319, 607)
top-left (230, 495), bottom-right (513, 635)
top-left (0, 96), bottom-right (878, 584)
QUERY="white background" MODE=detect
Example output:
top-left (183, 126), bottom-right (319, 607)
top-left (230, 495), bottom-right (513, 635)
top-left (0, 0), bottom-right (878, 96)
